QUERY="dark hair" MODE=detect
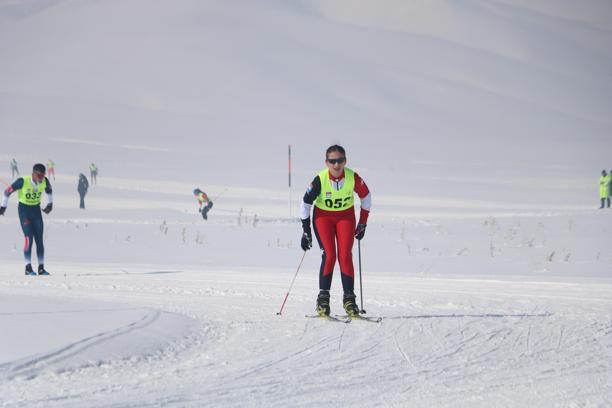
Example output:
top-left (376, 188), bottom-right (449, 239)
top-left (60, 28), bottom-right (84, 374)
top-left (326, 145), bottom-right (346, 159)
top-left (33, 163), bottom-right (46, 174)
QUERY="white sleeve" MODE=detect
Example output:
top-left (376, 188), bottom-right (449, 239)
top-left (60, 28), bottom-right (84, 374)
top-left (1, 193), bottom-right (8, 207)
top-left (300, 201), bottom-right (312, 220)
top-left (360, 192), bottom-right (371, 212)
top-left (46, 192), bottom-right (53, 205)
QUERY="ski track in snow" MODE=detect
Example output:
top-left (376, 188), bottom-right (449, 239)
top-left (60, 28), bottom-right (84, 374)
top-left (0, 309), bottom-right (162, 381)
top-left (0, 266), bottom-right (609, 407)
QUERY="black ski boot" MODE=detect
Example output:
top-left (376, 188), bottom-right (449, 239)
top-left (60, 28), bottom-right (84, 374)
top-left (343, 293), bottom-right (360, 317)
top-left (25, 264), bottom-right (36, 276)
top-left (38, 264), bottom-right (50, 276)
top-left (316, 290), bottom-right (331, 316)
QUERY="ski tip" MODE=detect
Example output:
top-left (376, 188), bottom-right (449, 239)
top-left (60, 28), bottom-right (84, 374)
top-left (337, 314), bottom-right (382, 323)
top-left (355, 317), bottom-right (382, 323)
top-left (305, 314), bottom-right (350, 323)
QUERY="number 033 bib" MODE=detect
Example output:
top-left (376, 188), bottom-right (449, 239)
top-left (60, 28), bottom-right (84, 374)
top-left (18, 175), bottom-right (46, 206)
top-left (314, 168), bottom-right (355, 211)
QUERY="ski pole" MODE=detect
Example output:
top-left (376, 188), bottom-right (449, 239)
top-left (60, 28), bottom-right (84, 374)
top-left (358, 240), bottom-right (366, 314)
top-left (276, 251), bottom-right (307, 316)
top-left (211, 188), bottom-right (228, 202)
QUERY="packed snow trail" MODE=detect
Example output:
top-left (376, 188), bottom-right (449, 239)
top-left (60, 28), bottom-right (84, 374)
top-left (0, 263), bottom-right (609, 407)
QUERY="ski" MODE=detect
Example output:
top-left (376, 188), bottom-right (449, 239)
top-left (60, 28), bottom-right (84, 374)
top-left (305, 314), bottom-right (350, 323)
top-left (335, 314), bottom-right (382, 323)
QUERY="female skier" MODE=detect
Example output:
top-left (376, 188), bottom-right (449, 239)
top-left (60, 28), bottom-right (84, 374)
top-left (300, 145), bottom-right (371, 317)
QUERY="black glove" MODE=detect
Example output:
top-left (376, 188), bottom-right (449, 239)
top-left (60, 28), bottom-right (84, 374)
top-left (42, 203), bottom-right (53, 214)
top-left (0, 207), bottom-right (5, 216)
top-left (355, 224), bottom-right (367, 240)
top-left (301, 231), bottom-right (312, 251)
top-left (301, 218), bottom-right (312, 251)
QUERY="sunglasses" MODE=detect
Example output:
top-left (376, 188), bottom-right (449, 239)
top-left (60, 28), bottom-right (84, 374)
top-left (327, 157), bottom-right (346, 165)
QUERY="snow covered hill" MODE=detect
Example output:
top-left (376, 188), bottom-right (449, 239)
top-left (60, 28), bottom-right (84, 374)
top-left (0, 1), bottom-right (610, 406)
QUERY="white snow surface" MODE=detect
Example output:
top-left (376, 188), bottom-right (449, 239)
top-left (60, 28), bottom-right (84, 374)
top-left (0, 0), bottom-right (611, 407)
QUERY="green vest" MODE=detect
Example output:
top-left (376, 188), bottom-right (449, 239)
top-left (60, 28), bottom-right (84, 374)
top-left (18, 176), bottom-right (46, 206)
top-left (601, 175), bottom-right (611, 198)
top-left (314, 168), bottom-right (355, 211)
top-left (197, 192), bottom-right (208, 203)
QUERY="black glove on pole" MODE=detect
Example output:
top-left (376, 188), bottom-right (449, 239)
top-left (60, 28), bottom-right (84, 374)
top-left (355, 223), bottom-right (367, 240)
top-left (301, 218), bottom-right (312, 251)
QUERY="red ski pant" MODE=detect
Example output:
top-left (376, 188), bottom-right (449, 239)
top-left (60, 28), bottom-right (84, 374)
top-left (313, 207), bottom-right (355, 293)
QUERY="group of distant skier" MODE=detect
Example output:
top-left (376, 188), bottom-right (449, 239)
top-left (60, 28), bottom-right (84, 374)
top-left (1, 160), bottom-right (101, 275)
top-left (3, 152), bottom-right (611, 317)
top-left (2, 158), bottom-right (218, 277)
top-left (8, 159), bottom-right (99, 209)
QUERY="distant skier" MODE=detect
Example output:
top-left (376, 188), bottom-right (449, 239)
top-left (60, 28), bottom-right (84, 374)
top-left (600, 170), bottom-right (611, 209)
top-left (609, 169), bottom-right (612, 201)
top-left (10, 158), bottom-right (19, 178)
top-left (193, 188), bottom-right (213, 220)
top-left (300, 145), bottom-right (371, 317)
top-left (78, 173), bottom-right (89, 209)
top-left (90, 163), bottom-right (98, 185)
top-left (47, 159), bottom-right (56, 180)
top-left (0, 163), bottom-right (53, 276)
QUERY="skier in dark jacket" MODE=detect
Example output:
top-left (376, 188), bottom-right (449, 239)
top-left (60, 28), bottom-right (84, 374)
top-left (0, 163), bottom-right (53, 275)
top-left (78, 173), bottom-right (89, 209)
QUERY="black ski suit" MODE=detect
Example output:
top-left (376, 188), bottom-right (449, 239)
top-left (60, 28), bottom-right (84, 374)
top-left (78, 174), bottom-right (89, 209)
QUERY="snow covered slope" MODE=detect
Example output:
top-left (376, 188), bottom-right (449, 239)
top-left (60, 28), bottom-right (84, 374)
top-left (1, 0), bottom-right (610, 189)
top-left (0, 0), bottom-right (610, 406)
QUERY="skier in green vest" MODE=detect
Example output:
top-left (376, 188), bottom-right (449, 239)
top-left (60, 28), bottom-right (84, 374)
top-left (193, 188), bottom-right (213, 220)
top-left (300, 145), bottom-right (371, 317)
top-left (600, 170), bottom-right (611, 209)
top-left (90, 163), bottom-right (98, 185)
top-left (0, 163), bottom-right (53, 275)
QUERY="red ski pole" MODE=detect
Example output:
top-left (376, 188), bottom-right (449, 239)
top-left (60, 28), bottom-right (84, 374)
top-left (276, 251), bottom-right (307, 316)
